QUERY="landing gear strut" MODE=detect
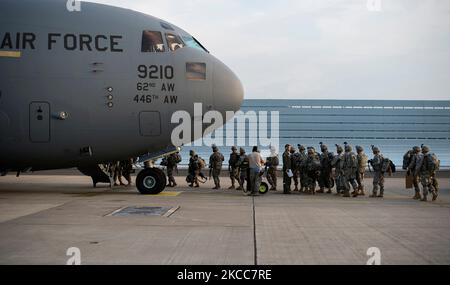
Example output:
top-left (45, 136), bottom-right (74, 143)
top-left (136, 168), bottom-right (166, 195)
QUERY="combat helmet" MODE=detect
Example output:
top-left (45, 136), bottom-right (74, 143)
top-left (371, 145), bottom-right (380, 153)
top-left (298, 144), bottom-right (306, 152)
top-left (421, 144), bottom-right (430, 153)
top-left (239, 147), bottom-right (246, 154)
top-left (356, 145), bottom-right (364, 152)
top-left (344, 142), bottom-right (352, 152)
top-left (413, 146), bottom-right (421, 153)
top-left (212, 144), bottom-right (218, 152)
top-left (319, 142), bottom-right (328, 152)
top-left (335, 144), bottom-right (343, 154)
top-left (231, 146), bottom-right (237, 151)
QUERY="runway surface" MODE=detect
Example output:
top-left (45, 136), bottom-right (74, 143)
top-left (0, 172), bottom-right (449, 265)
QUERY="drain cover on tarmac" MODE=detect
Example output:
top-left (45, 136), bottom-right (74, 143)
top-left (110, 206), bottom-right (178, 217)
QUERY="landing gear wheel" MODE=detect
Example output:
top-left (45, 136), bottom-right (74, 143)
top-left (259, 182), bottom-right (269, 195)
top-left (136, 168), bottom-right (167, 195)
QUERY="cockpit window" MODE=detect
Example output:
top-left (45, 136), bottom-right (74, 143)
top-left (160, 22), bottom-right (174, 31)
top-left (141, 31), bottom-right (165, 52)
top-left (165, 33), bottom-right (185, 51)
top-left (186, 62), bottom-right (206, 80)
top-left (182, 36), bottom-right (209, 53)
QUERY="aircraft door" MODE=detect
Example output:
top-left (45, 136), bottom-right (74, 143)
top-left (29, 102), bottom-right (50, 143)
top-left (139, 111), bottom-right (161, 136)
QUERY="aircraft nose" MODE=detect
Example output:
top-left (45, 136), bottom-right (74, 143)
top-left (213, 61), bottom-right (244, 114)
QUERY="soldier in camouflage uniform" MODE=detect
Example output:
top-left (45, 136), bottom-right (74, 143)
top-left (297, 145), bottom-right (308, 192)
top-left (282, 144), bottom-right (292, 194)
top-left (236, 148), bottom-right (249, 191)
top-left (266, 146), bottom-right (279, 191)
top-left (290, 147), bottom-right (300, 191)
top-left (165, 153), bottom-right (180, 187)
top-left (416, 145), bottom-right (439, 202)
top-left (304, 147), bottom-right (321, 195)
top-left (317, 143), bottom-right (334, 194)
top-left (369, 146), bottom-right (384, 198)
top-left (209, 145), bottom-right (225, 189)
top-left (406, 146), bottom-right (423, 200)
top-left (331, 144), bottom-right (345, 195)
top-left (342, 143), bottom-right (358, 198)
top-left (355, 146), bottom-right (368, 197)
top-left (228, 146), bottom-right (240, 190)
top-left (188, 152), bottom-right (201, 188)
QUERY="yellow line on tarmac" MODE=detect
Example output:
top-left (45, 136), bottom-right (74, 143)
top-left (0, 50), bottom-right (21, 58)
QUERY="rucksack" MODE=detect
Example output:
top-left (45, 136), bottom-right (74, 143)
top-left (381, 157), bottom-right (395, 175)
top-left (198, 158), bottom-right (206, 169)
top-left (424, 153), bottom-right (440, 172)
top-left (174, 153), bottom-right (182, 163)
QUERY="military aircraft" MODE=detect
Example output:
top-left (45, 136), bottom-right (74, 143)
top-left (0, 0), bottom-right (244, 194)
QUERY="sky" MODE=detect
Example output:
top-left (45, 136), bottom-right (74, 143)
top-left (88, 0), bottom-right (450, 100)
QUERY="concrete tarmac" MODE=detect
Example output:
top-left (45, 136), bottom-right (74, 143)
top-left (0, 172), bottom-right (449, 265)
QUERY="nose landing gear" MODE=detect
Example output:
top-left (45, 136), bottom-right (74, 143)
top-left (136, 168), bottom-right (167, 195)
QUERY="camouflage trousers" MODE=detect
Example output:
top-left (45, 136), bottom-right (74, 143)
top-left (420, 173), bottom-right (437, 197)
top-left (239, 169), bottom-right (248, 188)
top-left (356, 171), bottom-right (365, 192)
top-left (304, 171), bottom-right (318, 191)
top-left (292, 169), bottom-right (299, 187)
top-left (411, 173), bottom-right (420, 193)
top-left (344, 175), bottom-right (358, 193)
top-left (167, 166), bottom-right (176, 185)
top-left (212, 169), bottom-right (221, 188)
top-left (229, 167), bottom-right (239, 186)
top-left (266, 167), bottom-right (277, 189)
top-left (318, 170), bottom-right (333, 189)
top-left (373, 171), bottom-right (384, 194)
top-left (335, 174), bottom-right (345, 193)
top-left (299, 172), bottom-right (307, 190)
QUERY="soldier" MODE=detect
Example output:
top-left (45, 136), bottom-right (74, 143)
top-left (209, 145), bottom-right (224, 189)
top-left (297, 145), bottom-right (308, 192)
top-left (228, 146), bottom-right (240, 190)
top-left (304, 147), bottom-right (321, 195)
top-left (368, 146), bottom-right (384, 198)
top-left (355, 146), bottom-right (368, 197)
top-left (317, 142), bottom-right (334, 194)
top-left (166, 152), bottom-right (181, 187)
top-left (406, 146), bottom-right (423, 200)
top-left (187, 150), bottom-right (199, 188)
top-left (236, 148), bottom-right (249, 191)
top-left (290, 147), bottom-right (300, 191)
top-left (266, 145), bottom-right (279, 191)
top-left (282, 144), bottom-right (292, 194)
top-left (416, 145), bottom-right (439, 202)
top-left (119, 158), bottom-right (133, 186)
top-left (331, 144), bottom-right (345, 195)
top-left (342, 143), bottom-right (358, 198)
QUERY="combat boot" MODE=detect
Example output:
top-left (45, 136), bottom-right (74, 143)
top-left (228, 185), bottom-right (235, 190)
top-left (326, 189), bottom-right (332, 194)
top-left (369, 191), bottom-right (378, 198)
top-left (412, 192), bottom-right (421, 200)
top-left (421, 195), bottom-right (428, 202)
top-left (236, 185), bottom-right (243, 191)
top-left (293, 186), bottom-right (299, 192)
top-left (377, 188), bottom-right (384, 198)
top-left (316, 188), bottom-right (324, 194)
top-left (432, 191), bottom-right (438, 201)
top-left (343, 190), bottom-right (351, 198)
